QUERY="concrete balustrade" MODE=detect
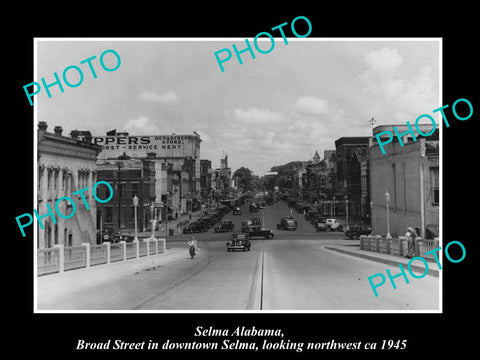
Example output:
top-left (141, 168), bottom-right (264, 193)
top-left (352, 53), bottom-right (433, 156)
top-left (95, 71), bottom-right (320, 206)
top-left (37, 238), bottom-right (167, 276)
top-left (360, 235), bottom-right (440, 259)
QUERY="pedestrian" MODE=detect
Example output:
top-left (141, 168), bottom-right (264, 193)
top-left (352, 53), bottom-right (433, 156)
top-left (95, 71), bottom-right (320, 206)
top-left (189, 213), bottom-right (192, 221)
top-left (404, 227), bottom-right (417, 259)
top-left (188, 236), bottom-right (198, 259)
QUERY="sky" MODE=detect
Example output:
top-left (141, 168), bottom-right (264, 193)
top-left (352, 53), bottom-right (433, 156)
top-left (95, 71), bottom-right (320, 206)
top-left (35, 38), bottom-right (440, 175)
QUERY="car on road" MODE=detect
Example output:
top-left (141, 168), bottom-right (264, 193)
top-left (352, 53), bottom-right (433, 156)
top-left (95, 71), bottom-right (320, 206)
top-left (249, 203), bottom-right (259, 212)
top-left (345, 225), bottom-right (372, 239)
top-left (326, 218), bottom-right (343, 232)
top-left (241, 218), bottom-right (261, 232)
top-left (183, 222), bottom-right (208, 234)
top-left (243, 227), bottom-right (274, 239)
top-left (276, 217), bottom-right (297, 230)
top-left (227, 233), bottom-right (251, 252)
top-left (214, 220), bottom-right (235, 233)
top-left (316, 217), bottom-right (328, 232)
top-left (97, 226), bottom-right (134, 243)
top-left (233, 206), bottom-right (242, 215)
top-left (250, 217), bottom-right (261, 226)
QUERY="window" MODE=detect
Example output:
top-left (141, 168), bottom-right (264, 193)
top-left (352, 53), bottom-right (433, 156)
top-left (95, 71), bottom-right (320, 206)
top-left (431, 167), bottom-right (439, 204)
top-left (131, 182), bottom-right (139, 197)
top-left (105, 207), bottom-right (113, 222)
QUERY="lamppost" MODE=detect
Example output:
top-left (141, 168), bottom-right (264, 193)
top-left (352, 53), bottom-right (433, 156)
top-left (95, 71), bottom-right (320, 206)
top-left (332, 196), bottom-right (336, 218)
top-left (385, 191), bottom-right (391, 238)
top-left (344, 195), bottom-right (349, 230)
top-left (132, 194), bottom-right (139, 241)
top-left (116, 161), bottom-right (124, 232)
top-left (150, 203), bottom-right (156, 239)
top-left (370, 201), bottom-right (374, 235)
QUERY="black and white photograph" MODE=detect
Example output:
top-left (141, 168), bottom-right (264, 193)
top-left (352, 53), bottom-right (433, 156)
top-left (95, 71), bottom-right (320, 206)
top-left (32, 38), bottom-right (441, 312)
top-left (9, 6), bottom-right (477, 357)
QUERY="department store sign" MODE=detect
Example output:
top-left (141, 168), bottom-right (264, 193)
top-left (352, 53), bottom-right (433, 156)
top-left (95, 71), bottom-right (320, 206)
top-left (93, 135), bottom-right (195, 158)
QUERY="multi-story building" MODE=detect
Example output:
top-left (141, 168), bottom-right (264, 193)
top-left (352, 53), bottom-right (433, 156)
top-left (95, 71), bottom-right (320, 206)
top-left (334, 137), bottom-right (371, 219)
top-left (200, 159), bottom-right (213, 203)
top-left (36, 122), bottom-right (102, 249)
top-left (92, 130), bottom-right (201, 216)
top-left (96, 156), bottom-right (155, 233)
top-left (369, 124), bottom-right (439, 238)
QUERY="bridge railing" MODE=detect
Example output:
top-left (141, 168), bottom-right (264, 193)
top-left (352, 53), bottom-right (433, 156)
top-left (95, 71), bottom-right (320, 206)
top-left (37, 238), bottom-right (166, 276)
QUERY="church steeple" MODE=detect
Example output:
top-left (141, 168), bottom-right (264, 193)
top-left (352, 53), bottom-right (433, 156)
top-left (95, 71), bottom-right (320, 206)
top-left (312, 150), bottom-right (320, 164)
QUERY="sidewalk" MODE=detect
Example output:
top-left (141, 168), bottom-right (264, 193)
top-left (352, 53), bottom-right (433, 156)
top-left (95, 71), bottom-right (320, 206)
top-left (36, 247), bottom-right (188, 307)
top-left (324, 243), bottom-right (440, 277)
top-left (126, 210), bottom-right (204, 239)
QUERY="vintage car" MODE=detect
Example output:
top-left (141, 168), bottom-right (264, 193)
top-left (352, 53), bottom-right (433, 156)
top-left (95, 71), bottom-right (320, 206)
top-left (241, 218), bottom-right (261, 232)
top-left (232, 206), bottom-right (242, 215)
top-left (97, 226), bottom-right (134, 243)
top-left (249, 203), bottom-right (259, 212)
top-left (326, 218), bottom-right (343, 232)
top-left (214, 220), bottom-right (235, 233)
top-left (345, 225), bottom-right (372, 239)
top-left (315, 217), bottom-right (328, 232)
top-left (250, 217), bottom-right (261, 226)
top-left (227, 233), bottom-right (251, 251)
top-left (183, 222), bottom-right (208, 234)
top-left (276, 217), bottom-right (297, 231)
top-left (243, 226), bottom-right (274, 239)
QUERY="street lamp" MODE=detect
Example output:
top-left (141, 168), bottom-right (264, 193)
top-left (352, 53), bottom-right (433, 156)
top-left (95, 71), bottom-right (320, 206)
top-left (116, 161), bottom-right (124, 232)
top-left (385, 191), bottom-right (391, 238)
top-left (344, 195), bottom-right (349, 230)
top-left (150, 203), bottom-right (156, 239)
top-left (132, 194), bottom-right (139, 241)
top-left (370, 201), bottom-right (374, 235)
top-left (333, 196), bottom-right (336, 218)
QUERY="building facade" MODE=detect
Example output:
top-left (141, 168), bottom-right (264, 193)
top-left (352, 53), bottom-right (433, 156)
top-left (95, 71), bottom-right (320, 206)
top-left (334, 137), bottom-right (371, 219)
top-left (37, 122), bottom-right (102, 249)
top-left (369, 125), bottom-right (439, 238)
top-left (92, 130), bottom-right (201, 216)
top-left (96, 157), bottom-right (156, 233)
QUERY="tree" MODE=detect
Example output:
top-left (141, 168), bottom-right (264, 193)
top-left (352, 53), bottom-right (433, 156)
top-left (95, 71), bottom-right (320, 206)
top-left (233, 167), bottom-right (254, 190)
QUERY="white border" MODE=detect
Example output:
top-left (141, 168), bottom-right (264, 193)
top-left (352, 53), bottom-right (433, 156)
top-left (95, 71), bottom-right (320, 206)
top-left (33, 37), bottom-right (443, 314)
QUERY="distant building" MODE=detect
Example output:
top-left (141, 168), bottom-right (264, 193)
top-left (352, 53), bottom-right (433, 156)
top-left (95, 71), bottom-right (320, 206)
top-left (369, 124), bottom-right (439, 238)
top-left (200, 159), bottom-right (213, 202)
top-left (37, 122), bottom-right (102, 249)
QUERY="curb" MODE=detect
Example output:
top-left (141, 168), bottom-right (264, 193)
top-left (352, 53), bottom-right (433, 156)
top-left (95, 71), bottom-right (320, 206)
top-left (324, 246), bottom-right (439, 278)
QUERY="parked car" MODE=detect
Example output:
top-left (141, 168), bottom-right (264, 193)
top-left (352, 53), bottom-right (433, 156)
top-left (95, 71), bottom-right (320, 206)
top-left (214, 220), bottom-right (235, 232)
top-left (249, 203), bottom-right (259, 212)
top-left (97, 225), bottom-right (134, 243)
top-left (326, 218), bottom-right (343, 232)
top-left (277, 217), bottom-right (297, 230)
top-left (243, 227), bottom-right (274, 239)
top-left (183, 222), bottom-right (208, 233)
top-left (345, 225), bottom-right (372, 239)
top-left (233, 206), bottom-right (242, 215)
top-left (227, 233), bottom-right (251, 252)
top-left (316, 218), bottom-right (328, 232)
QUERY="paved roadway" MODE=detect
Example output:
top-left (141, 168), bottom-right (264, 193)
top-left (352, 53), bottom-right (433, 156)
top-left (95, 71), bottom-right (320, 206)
top-left (38, 199), bottom-right (439, 311)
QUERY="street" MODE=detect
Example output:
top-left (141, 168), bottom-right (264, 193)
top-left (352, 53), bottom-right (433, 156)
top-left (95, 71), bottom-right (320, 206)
top-left (37, 199), bottom-right (439, 311)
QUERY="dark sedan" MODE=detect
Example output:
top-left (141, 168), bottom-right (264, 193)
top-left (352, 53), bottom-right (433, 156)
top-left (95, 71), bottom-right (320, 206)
top-left (344, 225), bottom-right (372, 239)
